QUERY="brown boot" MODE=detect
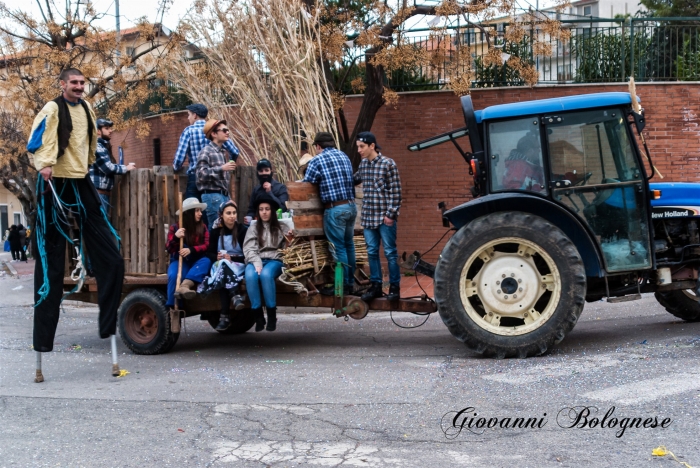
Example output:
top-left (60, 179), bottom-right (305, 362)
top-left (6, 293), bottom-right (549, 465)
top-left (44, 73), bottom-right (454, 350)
top-left (176, 279), bottom-right (197, 300)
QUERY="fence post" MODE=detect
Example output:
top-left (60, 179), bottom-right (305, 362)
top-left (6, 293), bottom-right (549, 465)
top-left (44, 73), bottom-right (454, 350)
top-left (629, 18), bottom-right (635, 79)
top-left (621, 20), bottom-right (626, 80)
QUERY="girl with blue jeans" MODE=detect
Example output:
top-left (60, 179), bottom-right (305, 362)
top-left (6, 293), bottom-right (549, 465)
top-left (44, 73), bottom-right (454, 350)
top-left (165, 198), bottom-right (211, 310)
top-left (242, 196), bottom-right (293, 332)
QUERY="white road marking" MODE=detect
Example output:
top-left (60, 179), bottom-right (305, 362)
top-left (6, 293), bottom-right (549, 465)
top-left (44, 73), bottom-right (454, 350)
top-left (582, 372), bottom-right (700, 405)
top-left (481, 355), bottom-right (627, 385)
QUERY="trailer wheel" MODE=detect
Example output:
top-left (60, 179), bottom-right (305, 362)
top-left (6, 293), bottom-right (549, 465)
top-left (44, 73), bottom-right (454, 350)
top-left (434, 212), bottom-right (586, 358)
top-left (207, 309), bottom-right (257, 334)
top-left (654, 290), bottom-right (700, 322)
top-left (118, 288), bottom-right (179, 355)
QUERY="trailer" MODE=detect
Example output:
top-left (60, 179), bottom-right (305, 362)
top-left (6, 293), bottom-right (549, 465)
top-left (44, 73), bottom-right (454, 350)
top-left (62, 176), bottom-right (436, 355)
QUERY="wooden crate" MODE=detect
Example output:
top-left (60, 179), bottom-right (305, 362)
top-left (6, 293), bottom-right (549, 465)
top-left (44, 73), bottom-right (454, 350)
top-left (286, 182), bottom-right (363, 236)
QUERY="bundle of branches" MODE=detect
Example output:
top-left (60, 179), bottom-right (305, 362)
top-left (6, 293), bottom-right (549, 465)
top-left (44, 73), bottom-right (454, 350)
top-left (281, 236), bottom-right (368, 282)
top-left (170, 0), bottom-right (337, 181)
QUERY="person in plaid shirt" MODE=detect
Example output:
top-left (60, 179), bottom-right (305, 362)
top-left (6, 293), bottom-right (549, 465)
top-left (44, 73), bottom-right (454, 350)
top-left (303, 132), bottom-right (357, 295)
top-left (196, 119), bottom-right (237, 230)
top-left (172, 104), bottom-right (239, 225)
top-left (89, 118), bottom-right (135, 215)
top-left (353, 132), bottom-right (403, 302)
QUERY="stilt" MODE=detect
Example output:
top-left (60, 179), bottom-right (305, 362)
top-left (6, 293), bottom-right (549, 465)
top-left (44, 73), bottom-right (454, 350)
top-left (111, 335), bottom-right (120, 377)
top-left (35, 352), bottom-right (44, 383)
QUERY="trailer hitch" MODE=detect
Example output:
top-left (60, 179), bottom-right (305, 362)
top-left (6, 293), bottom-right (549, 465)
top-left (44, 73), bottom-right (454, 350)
top-left (400, 251), bottom-right (435, 279)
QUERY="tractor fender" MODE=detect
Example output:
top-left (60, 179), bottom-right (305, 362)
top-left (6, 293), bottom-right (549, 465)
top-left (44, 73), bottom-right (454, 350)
top-left (444, 193), bottom-right (604, 278)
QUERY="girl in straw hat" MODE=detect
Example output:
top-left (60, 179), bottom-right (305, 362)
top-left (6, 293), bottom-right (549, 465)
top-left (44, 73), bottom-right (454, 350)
top-left (165, 197), bottom-right (212, 310)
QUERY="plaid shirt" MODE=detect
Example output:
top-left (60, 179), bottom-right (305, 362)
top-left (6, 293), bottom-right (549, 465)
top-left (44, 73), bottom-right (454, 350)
top-left (89, 137), bottom-right (126, 191)
top-left (166, 223), bottom-right (209, 258)
top-left (354, 153), bottom-right (402, 229)
top-left (302, 147), bottom-right (355, 204)
top-left (196, 141), bottom-right (231, 193)
top-left (173, 120), bottom-right (240, 174)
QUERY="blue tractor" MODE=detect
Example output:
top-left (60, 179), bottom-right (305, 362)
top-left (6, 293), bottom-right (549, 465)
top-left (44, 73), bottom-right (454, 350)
top-left (408, 92), bottom-right (700, 358)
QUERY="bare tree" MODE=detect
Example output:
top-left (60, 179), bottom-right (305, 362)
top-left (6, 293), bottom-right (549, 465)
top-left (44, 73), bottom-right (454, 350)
top-left (0, 0), bottom-right (180, 245)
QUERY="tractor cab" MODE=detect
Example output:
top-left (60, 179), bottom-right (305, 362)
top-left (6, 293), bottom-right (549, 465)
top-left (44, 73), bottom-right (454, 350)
top-left (410, 92), bottom-right (654, 275)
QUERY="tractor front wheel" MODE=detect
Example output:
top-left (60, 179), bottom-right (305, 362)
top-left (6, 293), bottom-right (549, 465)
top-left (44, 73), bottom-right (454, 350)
top-left (655, 289), bottom-right (700, 322)
top-left (434, 212), bottom-right (586, 358)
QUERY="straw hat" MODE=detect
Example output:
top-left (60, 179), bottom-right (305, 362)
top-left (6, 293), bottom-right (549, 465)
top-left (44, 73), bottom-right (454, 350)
top-left (202, 118), bottom-right (227, 140)
top-left (176, 197), bottom-right (207, 215)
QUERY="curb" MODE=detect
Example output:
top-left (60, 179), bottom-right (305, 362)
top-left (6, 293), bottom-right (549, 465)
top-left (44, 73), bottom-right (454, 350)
top-left (3, 261), bottom-right (18, 277)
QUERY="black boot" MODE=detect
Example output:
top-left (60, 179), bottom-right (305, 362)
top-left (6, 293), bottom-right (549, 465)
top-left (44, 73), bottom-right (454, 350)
top-left (266, 307), bottom-right (277, 332)
top-left (386, 283), bottom-right (400, 301)
top-left (361, 282), bottom-right (383, 302)
top-left (254, 308), bottom-right (265, 332)
top-left (215, 313), bottom-right (230, 331)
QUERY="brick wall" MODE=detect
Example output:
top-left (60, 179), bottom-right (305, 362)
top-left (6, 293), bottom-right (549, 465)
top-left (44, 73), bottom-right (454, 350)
top-left (112, 82), bottom-right (700, 264)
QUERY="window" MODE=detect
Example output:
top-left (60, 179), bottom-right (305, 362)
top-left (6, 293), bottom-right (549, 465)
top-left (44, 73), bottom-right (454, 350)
top-left (153, 138), bottom-right (161, 166)
top-left (13, 213), bottom-right (21, 225)
top-left (583, 5), bottom-right (592, 15)
top-left (125, 46), bottom-right (135, 57)
top-left (0, 206), bottom-right (7, 237)
top-left (547, 108), bottom-right (650, 272)
top-left (488, 117), bottom-right (546, 194)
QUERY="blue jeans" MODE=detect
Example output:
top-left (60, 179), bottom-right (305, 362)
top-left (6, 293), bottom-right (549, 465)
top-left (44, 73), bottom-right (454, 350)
top-left (245, 260), bottom-right (283, 309)
top-left (323, 203), bottom-right (357, 287)
top-left (98, 193), bottom-right (111, 216)
top-left (186, 173), bottom-right (208, 227)
top-left (166, 256), bottom-right (212, 307)
top-left (364, 221), bottom-right (400, 285)
top-left (201, 193), bottom-right (228, 231)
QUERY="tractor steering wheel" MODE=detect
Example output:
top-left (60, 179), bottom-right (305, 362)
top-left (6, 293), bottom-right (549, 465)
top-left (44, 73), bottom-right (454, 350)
top-left (576, 172), bottom-right (593, 186)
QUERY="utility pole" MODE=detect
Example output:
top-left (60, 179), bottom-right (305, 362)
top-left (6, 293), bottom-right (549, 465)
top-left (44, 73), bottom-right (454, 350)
top-left (115, 0), bottom-right (121, 67)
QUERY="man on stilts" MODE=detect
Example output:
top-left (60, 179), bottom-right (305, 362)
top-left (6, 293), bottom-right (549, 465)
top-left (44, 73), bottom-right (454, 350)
top-left (27, 68), bottom-right (125, 382)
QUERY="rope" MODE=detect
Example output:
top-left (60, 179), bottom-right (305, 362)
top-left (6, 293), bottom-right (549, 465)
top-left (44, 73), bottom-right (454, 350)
top-left (278, 267), bottom-right (309, 296)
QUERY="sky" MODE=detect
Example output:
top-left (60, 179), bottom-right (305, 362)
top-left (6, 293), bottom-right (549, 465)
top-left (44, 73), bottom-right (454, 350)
top-left (15, 0), bottom-right (561, 34)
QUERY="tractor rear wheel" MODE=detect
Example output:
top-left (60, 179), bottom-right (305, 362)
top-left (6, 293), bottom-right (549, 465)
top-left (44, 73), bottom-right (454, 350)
top-left (434, 211), bottom-right (586, 358)
top-left (654, 290), bottom-right (700, 322)
top-left (207, 309), bottom-right (257, 334)
top-left (118, 288), bottom-right (179, 355)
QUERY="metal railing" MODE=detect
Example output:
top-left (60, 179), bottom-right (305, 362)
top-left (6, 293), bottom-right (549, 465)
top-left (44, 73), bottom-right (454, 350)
top-left (340, 17), bottom-right (700, 91)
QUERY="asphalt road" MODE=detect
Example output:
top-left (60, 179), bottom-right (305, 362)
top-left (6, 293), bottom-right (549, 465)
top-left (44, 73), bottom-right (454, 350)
top-left (1, 269), bottom-right (699, 467)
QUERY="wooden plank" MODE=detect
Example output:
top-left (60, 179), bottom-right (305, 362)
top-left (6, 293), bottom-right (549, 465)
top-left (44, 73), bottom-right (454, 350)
top-left (137, 169), bottom-right (149, 273)
top-left (292, 228), bottom-right (326, 237)
top-left (148, 170), bottom-right (156, 273)
top-left (292, 214), bottom-right (324, 230)
top-left (237, 166), bottom-right (256, 222)
top-left (287, 182), bottom-right (320, 202)
top-left (153, 165), bottom-right (173, 176)
top-left (129, 170), bottom-right (138, 272)
top-left (157, 174), bottom-right (168, 273)
top-left (286, 199), bottom-right (323, 211)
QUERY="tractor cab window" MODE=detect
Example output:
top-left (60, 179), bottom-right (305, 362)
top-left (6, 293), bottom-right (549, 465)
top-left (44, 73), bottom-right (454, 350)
top-left (488, 118), bottom-right (546, 195)
top-left (546, 108), bottom-right (651, 272)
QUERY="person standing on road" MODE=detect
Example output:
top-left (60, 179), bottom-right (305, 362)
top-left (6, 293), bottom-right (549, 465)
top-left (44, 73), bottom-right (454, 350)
top-left (16, 224), bottom-right (28, 263)
top-left (26, 68), bottom-right (124, 378)
top-left (245, 159), bottom-right (289, 222)
top-left (172, 104), bottom-right (240, 226)
top-left (354, 132), bottom-right (402, 302)
top-left (302, 132), bottom-right (357, 295)
top-left (88, 118), bottom-right (136, 216)
top-left (7, 225), bottom-right (20, 262)
top-left (196, 119), bottom-right (237, 230)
